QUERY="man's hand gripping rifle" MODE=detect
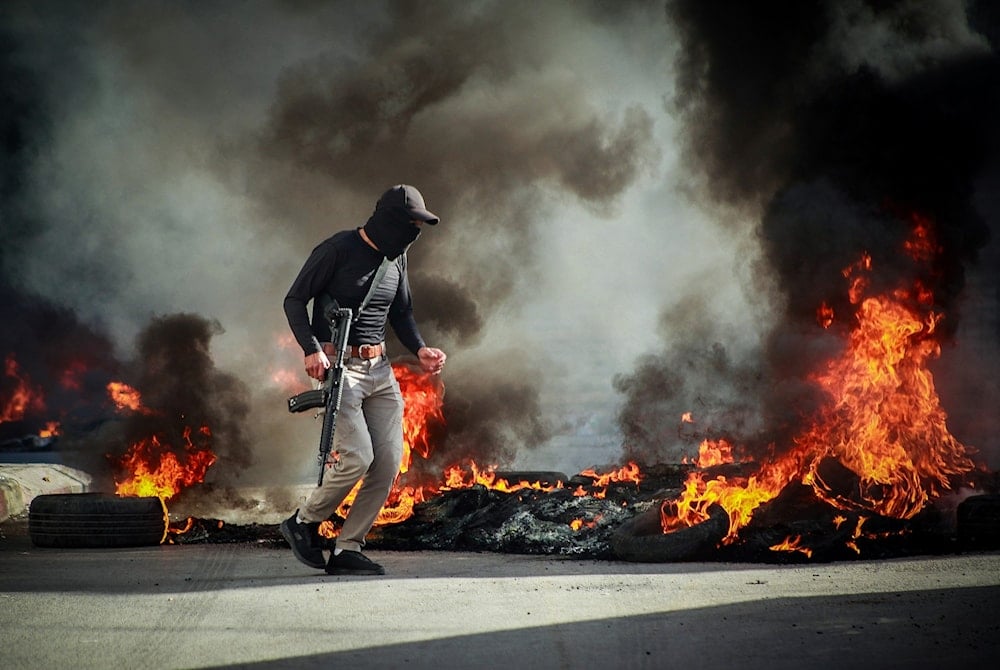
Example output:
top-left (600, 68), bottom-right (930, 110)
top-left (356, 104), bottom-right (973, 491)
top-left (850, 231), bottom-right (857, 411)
top-left (286, 300), bottom-right (353, 486)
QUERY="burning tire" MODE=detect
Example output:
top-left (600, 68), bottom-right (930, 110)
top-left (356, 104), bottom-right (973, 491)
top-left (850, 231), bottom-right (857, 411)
top-left (28, 493), bottom-right (168, 548)
top-left (611, 503), bottom-right (729, 562)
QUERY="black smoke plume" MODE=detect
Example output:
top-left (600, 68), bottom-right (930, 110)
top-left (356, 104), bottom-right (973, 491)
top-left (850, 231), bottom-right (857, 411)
top-left (115, 313), bottom-right (253, 476)
top-left (617, 0), bottom-right (1000, 466)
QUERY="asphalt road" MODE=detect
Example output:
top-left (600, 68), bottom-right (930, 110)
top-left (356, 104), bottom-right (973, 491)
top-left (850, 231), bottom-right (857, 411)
top-left (1, 520), bottom-right (998, 670)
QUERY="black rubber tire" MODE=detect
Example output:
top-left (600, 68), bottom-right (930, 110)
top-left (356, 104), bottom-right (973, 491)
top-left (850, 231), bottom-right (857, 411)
top-left (957, 494), bottom-right (1000, 549)
top-left (611, 503), bottom-right (730, 562)
top-left (28, 493), bottom-right (167, 548)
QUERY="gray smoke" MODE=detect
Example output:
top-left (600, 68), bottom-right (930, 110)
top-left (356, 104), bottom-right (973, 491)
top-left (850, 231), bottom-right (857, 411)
top-left (0, 1), bottom-right (675, 486)
top-left (10, 0), bottom-right (991, 498)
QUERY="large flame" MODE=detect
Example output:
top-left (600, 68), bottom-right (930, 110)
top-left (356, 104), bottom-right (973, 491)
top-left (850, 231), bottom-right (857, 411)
top-left (110, 382), bottom-right (217, 502)
top-left (394, 364), bottom-right (445, 473)
top-left (799, 294), bottom-right (973, 518)
top-left (660, 215), bottom-right (977, 544)
top-left (114, 427), bottom-right (218, 500)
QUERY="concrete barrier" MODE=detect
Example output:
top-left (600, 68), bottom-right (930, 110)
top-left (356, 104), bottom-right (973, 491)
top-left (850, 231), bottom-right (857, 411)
top-left (0, 464), bottom-right (93, 522)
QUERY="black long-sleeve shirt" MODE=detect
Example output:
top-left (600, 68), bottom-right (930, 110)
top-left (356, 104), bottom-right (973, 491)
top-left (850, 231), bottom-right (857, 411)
top-left (283, 229), bottom-right (426, 356)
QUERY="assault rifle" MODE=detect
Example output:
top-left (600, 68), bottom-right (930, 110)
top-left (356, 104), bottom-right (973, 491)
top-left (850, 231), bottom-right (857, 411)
top-left (286, 299), bottom-right (354, 486)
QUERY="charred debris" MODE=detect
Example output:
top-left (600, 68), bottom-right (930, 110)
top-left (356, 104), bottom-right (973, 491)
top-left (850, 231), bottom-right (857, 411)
top-left (168, 463), bottom-right (1000, 563)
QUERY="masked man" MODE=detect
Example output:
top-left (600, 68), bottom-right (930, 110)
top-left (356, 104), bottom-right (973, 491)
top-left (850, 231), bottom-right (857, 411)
top-left (281, 184), bottom-right (446, 575)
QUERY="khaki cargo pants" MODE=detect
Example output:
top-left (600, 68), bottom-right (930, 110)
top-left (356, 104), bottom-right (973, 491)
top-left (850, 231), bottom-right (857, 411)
top-left (298, 354), bottom-right (404, 553)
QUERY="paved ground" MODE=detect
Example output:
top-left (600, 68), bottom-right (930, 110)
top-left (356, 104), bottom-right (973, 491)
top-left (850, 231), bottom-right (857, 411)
top-left (1, 518), bottom-right (998, 670)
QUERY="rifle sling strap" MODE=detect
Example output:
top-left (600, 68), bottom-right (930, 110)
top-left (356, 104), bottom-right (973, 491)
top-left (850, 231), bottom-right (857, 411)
top-left (354, 256), bottom-right (393, 323)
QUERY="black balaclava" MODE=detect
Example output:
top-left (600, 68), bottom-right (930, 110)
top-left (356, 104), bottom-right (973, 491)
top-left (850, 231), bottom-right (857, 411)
top-left (362, 184), bottom-right (440, 260)
top-left (363, 206), bottom-right (421, 260)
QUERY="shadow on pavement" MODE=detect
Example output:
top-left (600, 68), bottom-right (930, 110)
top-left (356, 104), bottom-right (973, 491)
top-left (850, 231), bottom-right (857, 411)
top-left (200, 586), bottom-right (1000, 670)
top-left (1, 520), bottom-right (808, 595)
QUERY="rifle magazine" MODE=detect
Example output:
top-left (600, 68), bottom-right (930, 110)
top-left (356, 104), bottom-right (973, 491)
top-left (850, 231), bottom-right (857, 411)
top-left (287, 389), bottom-right (328, 413)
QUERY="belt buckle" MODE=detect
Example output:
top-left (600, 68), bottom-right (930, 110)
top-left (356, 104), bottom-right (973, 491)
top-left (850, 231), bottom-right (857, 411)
top-left (359, 344), bottom-right (376, 359)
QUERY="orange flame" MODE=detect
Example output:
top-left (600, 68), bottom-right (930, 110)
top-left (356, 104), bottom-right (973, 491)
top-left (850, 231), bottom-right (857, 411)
top-left (114, 426), bottom-right (217, 501)
top-left (317, 519), bottom-right (338, 539)
top-left (579, 461), bottom-right (641, 486)
top-left (312, 362), bottom-right (648, 535)
top-left (394, 364), bottom-right (445, 473)
top-left (692, 439), bottom-right (737, 468)
top-left (318, 481), bottom-right (432, 538)
top-left (318, 364), bottom-right (445, 533)
top-left (441, 461), bottom-right (567, 494)
top-left (570, 514), bottom-right (604, 531)
top-left (902, 212), bottom-right (941, 261)
top-left (38, 421), bottom-right (60, 438)
top-left (816, 301), bottom-right (835, 329)
top-left (661, 456), bottom-right (803, 540)
top-left (1, 353), bottom-right (46, 422)
top-left (108, 380), bottom-right (216, 503)
top-left (799, 293), bottom-right (972, 519)
top-left (769, 535), bottom-right (813, 558)
top-left (107, 381), bottom-right (156, 414)
top-left (844, 252), bottom-right (872, 305)
top-left (660, 216), bottom-right (976, 547)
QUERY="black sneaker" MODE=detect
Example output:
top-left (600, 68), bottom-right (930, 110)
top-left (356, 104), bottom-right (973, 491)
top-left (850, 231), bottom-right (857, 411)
top-left (325, 549), bottom-right (385, 575)
top-left (280, 511), bottom-right (325, 569)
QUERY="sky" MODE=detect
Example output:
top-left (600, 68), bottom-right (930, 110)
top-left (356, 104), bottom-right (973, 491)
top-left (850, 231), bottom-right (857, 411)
top-left (2, 0), bottom-right (997, 491)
